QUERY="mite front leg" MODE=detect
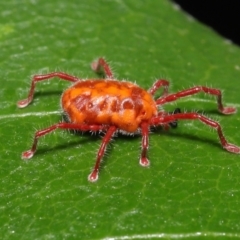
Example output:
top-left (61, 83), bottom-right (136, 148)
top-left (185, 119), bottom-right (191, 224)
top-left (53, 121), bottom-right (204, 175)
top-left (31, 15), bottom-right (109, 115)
top-left (156, 86), bottom-right (236, 115)
top-left (150, 113), bottom-right (240, 154)
top-left (88, 126), bottom-right (117, 182)
top-left (17, 72), bottom-right (80, 108)
top-left (91, 57), bottom-right (114, 79)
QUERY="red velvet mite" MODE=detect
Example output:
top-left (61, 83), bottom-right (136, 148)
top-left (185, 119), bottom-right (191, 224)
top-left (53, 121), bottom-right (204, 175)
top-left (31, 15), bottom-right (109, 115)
top-left (17, 57), bottom-right (240, 182)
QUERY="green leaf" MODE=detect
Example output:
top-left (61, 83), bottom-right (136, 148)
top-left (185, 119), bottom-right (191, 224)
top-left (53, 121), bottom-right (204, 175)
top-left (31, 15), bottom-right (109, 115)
top-left (1, 0), bottom-right (240, 239)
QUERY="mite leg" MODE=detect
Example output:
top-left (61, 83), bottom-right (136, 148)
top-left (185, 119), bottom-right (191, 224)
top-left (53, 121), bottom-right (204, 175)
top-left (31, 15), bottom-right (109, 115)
top-left (91, 57), bottom-right (114, 79)
top-left (155, 86), bottom-right (236, 115)
top-left (140, 122), bottom-right (150, 166)
top-left (88, 126), bottom-right (117, 182)
top-left (17, 72), bottom-right (80, 108)
top-left (22, 123), bottom-right (108, 159)
top-left (148, 79), bottom-right (170, 96)
top-left (150, 113), bottom-right (240, 154)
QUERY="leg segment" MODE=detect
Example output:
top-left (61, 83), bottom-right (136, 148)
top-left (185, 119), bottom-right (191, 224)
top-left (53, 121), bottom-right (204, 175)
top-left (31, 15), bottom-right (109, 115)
top-left (140, 122), bottom-right (150, 166)
top-left (150, 113), bottom-right (240, 154)
top-left (17, 72), bottom-right (80, 108)
top-left (22, 123), bottom-right (109, 159)
top-left (148, 79), bottom-right (170, 96)
top-left (91, 57), bottom-right (114, 79)
top-left (155, 86), bottom-right (236, 115)
top-left (88, 126), bottom-right (117, 182)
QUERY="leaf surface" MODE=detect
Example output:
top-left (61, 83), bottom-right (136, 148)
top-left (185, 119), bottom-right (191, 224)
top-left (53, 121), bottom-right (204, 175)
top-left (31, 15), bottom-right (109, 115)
top-left (1, 0), bottom-right (240, 239)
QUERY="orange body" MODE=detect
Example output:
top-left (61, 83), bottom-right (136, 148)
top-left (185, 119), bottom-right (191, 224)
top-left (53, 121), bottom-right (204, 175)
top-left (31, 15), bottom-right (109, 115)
top-left (61, 79), bottom-right (158, 132)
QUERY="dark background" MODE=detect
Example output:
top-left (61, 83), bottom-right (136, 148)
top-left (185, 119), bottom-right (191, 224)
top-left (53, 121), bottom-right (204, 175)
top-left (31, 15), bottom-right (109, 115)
top-left (172, 0), bottom-right (240, 46)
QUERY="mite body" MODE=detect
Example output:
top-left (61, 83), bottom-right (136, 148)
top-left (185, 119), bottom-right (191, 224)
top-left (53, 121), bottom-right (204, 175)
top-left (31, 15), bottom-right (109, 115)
top-left (62, 80), bottom-right (157, 132)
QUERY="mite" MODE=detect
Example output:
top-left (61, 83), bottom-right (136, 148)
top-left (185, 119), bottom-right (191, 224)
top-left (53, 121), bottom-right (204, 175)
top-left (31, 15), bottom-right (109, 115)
top-left (17, 58), bottom-right (240, 182)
